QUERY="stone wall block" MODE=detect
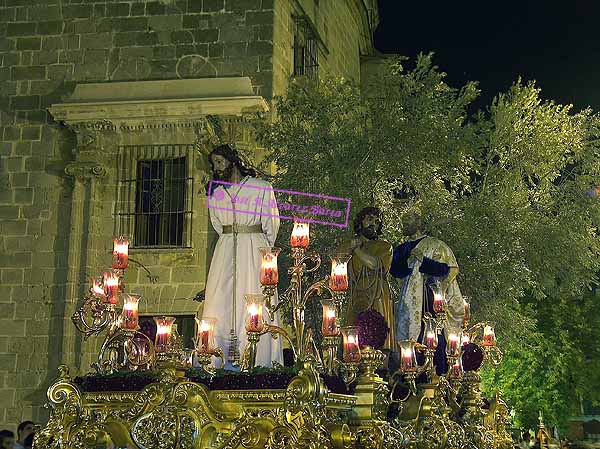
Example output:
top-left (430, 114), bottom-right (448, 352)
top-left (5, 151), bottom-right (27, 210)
top-left (226, 0), bottom-right (261, 12)
top-left (245, 10), bottom-right (272, 26)
top-left (0, 320), bottom-right (26, 337)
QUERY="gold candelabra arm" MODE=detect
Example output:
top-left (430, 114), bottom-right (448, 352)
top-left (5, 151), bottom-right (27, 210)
top-left (340, 361), bottom-right (360, 387)
top-left (240, 332), bottom-right (262, 372)
top-left (484, 345), bottom-right (503, 366)
top-left (71, 295), bottom-right (114, 339)
top-left (263, 323), bottom-right (297, 361)
top-left (93, 328), bottom-right (154, 374)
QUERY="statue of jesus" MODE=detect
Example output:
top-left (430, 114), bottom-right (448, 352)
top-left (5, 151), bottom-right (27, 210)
top-left (200, 144), bottom-right (283, 369)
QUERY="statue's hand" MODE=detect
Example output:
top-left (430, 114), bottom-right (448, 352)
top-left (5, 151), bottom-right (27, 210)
top-left (193, 289), bottom-right (206, 303)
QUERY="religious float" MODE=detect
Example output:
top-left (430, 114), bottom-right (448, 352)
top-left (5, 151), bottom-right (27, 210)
top-left (33, 223), bottom-right (514, 449)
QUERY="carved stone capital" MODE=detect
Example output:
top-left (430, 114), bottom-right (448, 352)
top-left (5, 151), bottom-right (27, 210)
top-left (66, 120), bottom-right (115, 153)
top-left (65, 161), bottom-right (107, 182)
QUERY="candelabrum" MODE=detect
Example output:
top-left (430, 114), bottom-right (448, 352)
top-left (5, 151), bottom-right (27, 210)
top-left (71, 236), bottom-right (155, 374)
top-left (241, 221), bottom-right (359, 382)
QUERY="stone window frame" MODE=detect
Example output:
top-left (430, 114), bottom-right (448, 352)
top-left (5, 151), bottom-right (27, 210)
top-left (116, 144), bottom-right (195, 249)
top-left (293, 15), bottom-right (320, 79)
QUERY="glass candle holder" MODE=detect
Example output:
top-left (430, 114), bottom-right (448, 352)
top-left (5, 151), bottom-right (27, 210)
top-left (245, 294), bottom-right (265, 332)
top-left (430, 279), bottom-right (445, 313)
top-left (461, 331), bottom-right (471, 346)
top-left (90, 277), bottom-right (106, 298)
top-left (463, 301), bottom-right (471, 322)
top-left (103, 271), bottom-right (120, 305)
top-left (329, 253), bottom-right (351, 292)
top-left (121, 294), bottom-right (140, 330)
top-left (423, 317), bottom-right (438, 350)
top-left (399, 340), bottom-right (417, 372)
top-left (446, 332), bottom-right (461, 357)
top-left (341, 326), bottom-right (361, 363)
top-left (112, 235), bottom-right (130, 270)
top-left (259, 247), bottom-right (281, 286)
top-left (449, 358), bottom-right (463, 379)
top-left (483, 325), bottom-right (496, 346)
top-left (195, 317), bottom-right (217, 353)
top-left (321, 299), bottom-right (339, 336)
top-left (154, 316), bottom-right (176, 353)
top-left (290, 220), bottom-right (310, 248)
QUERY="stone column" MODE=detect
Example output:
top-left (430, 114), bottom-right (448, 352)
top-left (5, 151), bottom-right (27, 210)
top-left (61, 124), bottom-right (108, 372)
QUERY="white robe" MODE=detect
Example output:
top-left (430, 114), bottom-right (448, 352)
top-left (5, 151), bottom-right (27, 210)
top-left (397, 236), bottom-right (465, 341)
top-left (202, 176), bottom-right (283, 368)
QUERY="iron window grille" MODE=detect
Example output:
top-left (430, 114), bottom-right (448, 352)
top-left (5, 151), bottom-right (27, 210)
top-left (116, 144), bottom-right (194, 249)
top-left (293, 16), bottom-right (319, 79)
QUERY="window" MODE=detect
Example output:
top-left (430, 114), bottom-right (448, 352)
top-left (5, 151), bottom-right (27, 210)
top-left (293, 16), bottom-right (319, 79)
top-left (117, 144), bottom-right (194, 248)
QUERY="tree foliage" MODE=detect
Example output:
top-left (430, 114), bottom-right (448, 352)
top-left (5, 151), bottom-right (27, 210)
top-left (253, 53), bottom-right (600, 429)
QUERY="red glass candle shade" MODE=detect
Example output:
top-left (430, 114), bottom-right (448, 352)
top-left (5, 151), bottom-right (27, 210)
top-left (112, 235), bottom-right (130, 270)
top-left (463, 302), bottom-right (471, 322)
top-left (259, 247), bottom-right (280, 286)
top-left (423, 316), bottom-right (438, 350)
top-left (154, 316), bottom-right (176, 353)
top-left (450, 358), bottom-right (463, 379)
top-left (329, 253), bottom-right (351, 292)
top-left (195, 317), bottom-right (217, 353)
top-left (446, 332), bottom-right (460, 357)
top-left (321, 299), bottom-right (339, 337)
top-left (483, 325), bottom-right (496, 346)
top-left (245, 294), bottom-right (265, 332)
top-left (103, 271), bottom-right (120, 305)
top-left (121, 294), bottom-right (140, 330)
top-left (290, 221), bottom-right (310, 248)
top-left (341, 326), bottom-right (361, 363)
top-left (399, 341), bottom-right (417, 372)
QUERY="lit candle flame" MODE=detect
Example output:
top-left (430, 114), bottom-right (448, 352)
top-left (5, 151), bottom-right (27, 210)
top-left (325, 308), bottom-right (336, 319)
top-left (200, 320), bottom-right (211, 332)
top-left (248, 304), bottom-right (259, 316)
top-left (156, 324), bottom-right (170, 335)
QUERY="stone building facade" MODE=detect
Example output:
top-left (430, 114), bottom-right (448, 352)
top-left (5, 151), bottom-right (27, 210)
top-left (0, 0), bottom-right (380, 428)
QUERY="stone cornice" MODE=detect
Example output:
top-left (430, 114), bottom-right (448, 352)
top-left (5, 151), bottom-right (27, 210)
top-left (47, 77), bottom-right (269, 131)
top-left (49, 96), bottom-right (268, 130)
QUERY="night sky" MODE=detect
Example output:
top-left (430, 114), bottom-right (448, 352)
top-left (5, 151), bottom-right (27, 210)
top-left (374, 1), bottom-right (600, 113)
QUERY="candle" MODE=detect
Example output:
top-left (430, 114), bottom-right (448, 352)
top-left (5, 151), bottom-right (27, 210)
top-left (400, 344), bottom-right (416, 372)
top-left (329, 254), bottom-right (350, 292)
top-left (344, 335), bottom-right (360, 362)
top-left (423, 317), bottom-right (438, 350)
top-left (321, 300), bottom-right (338, 336)
top-left (200, 321), bottom-right (210, 352)
top-left (433, 292), bottom-right (445, 313)
top-left (154, 316), bottom-right (176, 353)
top-left (112, 236), bottom-right (129, 270)
top-left (463, 302), bottom-right (471, 322)
top-left (245, 294), bottom-right (265, 332)
top-left (195, 317), bottom-right (216, 353)
top-left (103, 271), bottom-right (120, 305)
top-left (342, 326), bottom-right (361, 362)
top-left (483, 325), bottom-right (496, 346)
top-left (426, 330), bottom-right (438, 350)
top-left (290, 221), bottom-right (310, 248)
top-left (90, 277), bottom-right (106, 298)
top-left (461, 332), bottom-right (471, 346)
top-left (259, 247), bottom-right (280, 286)
top-left (450, 359), bottom-right (462, 379)
top-left (121, 294), bottom-right (140, 330)
top-left (447, 332), bottom-right (460, 356)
